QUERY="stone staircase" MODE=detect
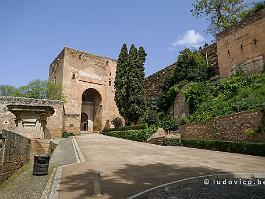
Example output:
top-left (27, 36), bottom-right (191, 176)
top-left (148, 137), bottom-right (164, 145)
top-left (80, 131), bottom-right (94, 135)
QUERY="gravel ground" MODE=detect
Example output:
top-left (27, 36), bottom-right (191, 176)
top-left (0, 137), bottom-right (76, 199)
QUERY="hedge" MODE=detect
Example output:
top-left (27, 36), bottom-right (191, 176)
top-left (102, 124), bottom-right (147, 133)
top-left (62, 131), bottom-right (75, 138)
top-left (163, 138), bottom-right (265, 157)
top-left (102, 128), bottom-right (156, 142)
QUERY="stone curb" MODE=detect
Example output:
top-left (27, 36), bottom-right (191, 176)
top-left (72, 136), bottom-right (86, 163)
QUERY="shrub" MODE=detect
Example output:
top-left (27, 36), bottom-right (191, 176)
top-left (141, 109), bottom-right (160, 126)
top-left (111, 117), bottom-right (123, 128)
top-left (158, 113), bottom-right (177, 131)
top-left (163, 138), bottom-right (265, 157)
top-left (102, 124), bottom-right (147, 133)
top-left (103, 128), bottom-right (156, 142)
top-left (62, 131), bottom-right (75, 138)
top-left (244, 128), bottom-right (255, 137)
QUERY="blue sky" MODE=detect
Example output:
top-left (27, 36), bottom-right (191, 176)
top-left (0, 0), bottom-right (217, 87)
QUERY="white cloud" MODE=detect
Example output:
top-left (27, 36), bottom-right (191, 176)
top-left (172, 30), bottom-right (205, 48)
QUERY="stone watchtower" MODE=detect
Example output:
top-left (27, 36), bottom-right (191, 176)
top-left (49, 47), bottom-right (120, 133)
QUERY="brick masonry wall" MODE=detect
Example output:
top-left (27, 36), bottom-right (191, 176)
top-left (217, 9), bottom-right (265, 78)
top-left (144, 64), bottom-right (175, 101)
top-left (174, 109), bottom-right (265, 142)
top-left (0, 96), bottom-right (65, 138)
top-left (0, 129), bottom-right (31, 183)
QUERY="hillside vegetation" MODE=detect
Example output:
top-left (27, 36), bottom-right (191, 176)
top-left (182, 72), bottom-right (265, 123)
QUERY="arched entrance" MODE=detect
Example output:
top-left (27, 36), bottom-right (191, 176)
top-left (80, 112), bottom-right (88, 131)
top-left (80, 88), bottom-right (102, 132)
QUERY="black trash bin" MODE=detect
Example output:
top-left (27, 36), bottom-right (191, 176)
top-left (33, 155), bottom-right (50, 176)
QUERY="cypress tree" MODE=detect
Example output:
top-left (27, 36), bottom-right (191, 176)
top-left (114, 44), bottom-right (147, 125)
top-left (114, 43), bottom-right (129, 121)
top-left (127, 45), bottom-right (147, 124)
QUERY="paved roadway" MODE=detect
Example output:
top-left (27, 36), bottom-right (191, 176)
top-left (58, 134), bottom-right (265, 199)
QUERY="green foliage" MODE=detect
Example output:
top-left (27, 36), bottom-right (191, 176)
top-left (172, 49), bottom-right (208, 83)
top-left (141, 110), bottom-right (177, 131)
top-left (102, 124), bottom-right (147, 133)
top-left (114, 44), bottom-right (147, 124)
top-left (163, 138), bottom-right (265, 157)
top-left (3, 80), bottom-right (64, 100)
top-left (241, 1), bottom-right (265, 19)
top-left (244, 128), bottom-right (255, 138)
top-left (157, 113), bottom-right (177, 131)
top-left (183, 73), bottom-right (265, 122)
top-left (192, 0), bottom-right (248, 35)
top-left (114, 43), bottom-right (129, 121)
top-left (46, 81), bottom-right (64, 100)
top-left (62, 131), bottom-right (75, 138)
top-left (141, 109), bottom-right (160, 126)
top-left (157, 48), bottom-right (208, 113)
top-left (12, 80), bottom-right (47, 99)
top-left (0, 85), bottom-right (17, 96)
top-left (102, 128), bottom-right (156, 142)
top-left (111, 117), bottom-right (123, 128)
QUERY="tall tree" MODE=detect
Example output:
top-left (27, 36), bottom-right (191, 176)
top-left (192, 0), bottom-right (248, 36)
top-left (114, 43), bottom-right (129, 121)
top-left (114, 44), bottom-right (147, 125)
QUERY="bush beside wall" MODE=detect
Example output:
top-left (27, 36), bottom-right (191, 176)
top-left (163, 138), bottom-right (265, 157)
top-left (102, 124), bottom-right (147, 133)
top-left (102, 128), bottom-right (156, 142)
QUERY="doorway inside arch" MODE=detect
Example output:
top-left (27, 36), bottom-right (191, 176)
top-left (80, 88), bottom-right (102, 132)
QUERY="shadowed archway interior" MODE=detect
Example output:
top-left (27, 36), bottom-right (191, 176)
top-left (80, 88), bottom-right (102, 132)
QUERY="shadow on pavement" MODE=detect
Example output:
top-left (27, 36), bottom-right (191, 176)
top-left (59, 163), bottom-right (229, 199)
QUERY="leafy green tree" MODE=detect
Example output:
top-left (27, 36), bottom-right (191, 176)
top-left (173, 48), bottom-right (208, 83)
top-left (13, 80), bottom-right (47, 99)
top-left (241, 1), bottom-right (265, 19)
top-left (0, 85), bottom-right (17, 96)
top-left (192, 0), bottom-right (248, 35)
top-left (114, 44), bottom-right (147, 125)
top-left (10, 80), bottom-right (64, 100)
top-left (46, 81), bottom-right (64, 100)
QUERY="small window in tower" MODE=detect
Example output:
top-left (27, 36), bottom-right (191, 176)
top-left (70, 124), bottom-right (74, 127)
top-left (72, 74), bottom-right (76, 79)
top-left (79, 54), bottom-right (82, 60)
top-left (110, 72), bottom-right (111, 76)
top-left (228, 50), bottom-right (230, 56)
top-left (254, 38), bottom-right (257, 45)
top-left (240, 44), bottom-right (243, 50)
top-left (106, 60), bottom-right (109, 66)
top-left (109, 81), bottom-right (111, 86)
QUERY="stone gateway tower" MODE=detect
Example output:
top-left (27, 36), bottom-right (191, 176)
top-left (49, 47), bottom-right (120, 133)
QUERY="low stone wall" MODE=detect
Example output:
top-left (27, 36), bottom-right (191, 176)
top-left (174, 109), bottom-right (265, 142)
top-left (0, 96), bottom-right (65, 138)
top-left (0, 129), bottom-right (31, 183)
